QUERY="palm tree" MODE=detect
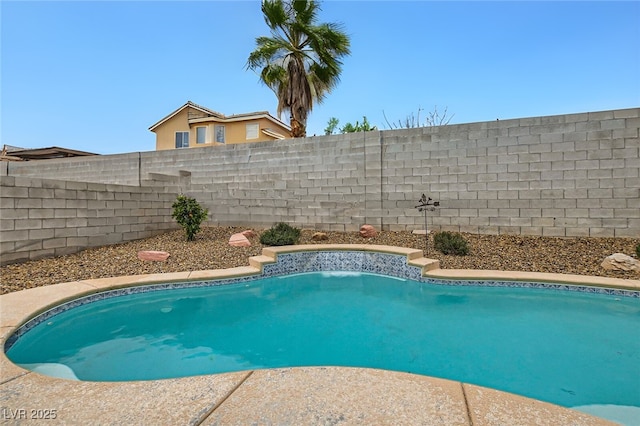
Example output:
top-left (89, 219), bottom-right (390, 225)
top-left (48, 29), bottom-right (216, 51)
top-left (247, 0), bottom-right (350, 138)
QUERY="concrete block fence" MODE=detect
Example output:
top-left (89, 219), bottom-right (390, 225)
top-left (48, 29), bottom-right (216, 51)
top-left (0, 176), bottom-right (178, 265)
top-left (1, 107), bottom-right (638, 264)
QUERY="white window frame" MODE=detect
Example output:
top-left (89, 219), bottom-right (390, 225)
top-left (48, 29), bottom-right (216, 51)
top-left (175, 131), bottom-right (189, 148)
top-left (196, 127), bottom-right (207, 144)
top-left (246, 123), bottom-right (259, 140)
top-left (215, 125), bottom-right (226, 144)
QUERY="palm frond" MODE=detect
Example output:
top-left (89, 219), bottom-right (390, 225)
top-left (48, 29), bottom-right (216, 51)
top-left (261, 0), bottom-right (288, 31)
top-left (294, 0), bottom-right (320, 26)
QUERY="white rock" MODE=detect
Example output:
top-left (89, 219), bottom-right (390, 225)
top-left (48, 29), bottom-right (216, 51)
top-left (601, 253), bottom-right (640, 272)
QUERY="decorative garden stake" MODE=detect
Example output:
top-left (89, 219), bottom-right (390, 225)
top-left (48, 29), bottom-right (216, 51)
top-left (415, 194), bottom-right (440, 253)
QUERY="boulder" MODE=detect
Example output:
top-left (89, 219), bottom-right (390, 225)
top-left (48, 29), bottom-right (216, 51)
top-left (601, 253), bottom-right (640, 272)
top-left (241, 230), bottom-right (257, 238)
top-left (137, 251), bottom-right (170, 262)
top-left (229, 233), bottom-right (251, 247)
top-left (312, 232), bottom-right (328, 241)
top-left (359, 224), bottom-right (378, 238)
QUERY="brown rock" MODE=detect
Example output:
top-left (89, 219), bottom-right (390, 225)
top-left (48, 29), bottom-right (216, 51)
top-left (359, 224), bottom-right (378, 238)
top-left (601, 253), bottom-right (640, 272)
top-left (312, 232), bottom-right (328, 241)
top-left (241, 230), bottom-right (257, 238)
top-left (229, 233), bottom-right (251, 247)
top-left (137, 251), bottom-right (170, 262)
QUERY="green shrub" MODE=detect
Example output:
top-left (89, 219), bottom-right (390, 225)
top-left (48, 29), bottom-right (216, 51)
top-left (434, 231), bottom-right (470, 256)
top-left (171, 195), bottom-right (209, 241)
top-left (260, 222), bottom-right (301, 246)
top-left (636, 243), bottom-right (640, 258)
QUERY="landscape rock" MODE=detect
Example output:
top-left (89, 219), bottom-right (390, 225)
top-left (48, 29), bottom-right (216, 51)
top-left (229, 233), bottom-right (251, 247)
top-left (3, 227), bottom-right (640, 295)
top-left (359, 225), bottom-right (378, 238)
top-left (601, 253), bottom-right (640, 272)
top-left (241, 230), bottom-right (257, 238)
top-left (312, 232), bottom-right (328, 241)
top-left (137, 251), bottom-right (170, 262)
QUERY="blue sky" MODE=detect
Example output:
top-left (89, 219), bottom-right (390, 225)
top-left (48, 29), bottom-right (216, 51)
top-left (2, 1), bottom-right (639, 155)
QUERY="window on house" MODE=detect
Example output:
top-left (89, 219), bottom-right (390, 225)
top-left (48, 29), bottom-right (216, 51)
top-left (246, 123), bottom-right (259, 139)
top-left (175, 131), bottom-right (189, 148)
top-left (196, 127), bottom-right (206, 144)
top-left (215, 125), bottom-right (225, 143)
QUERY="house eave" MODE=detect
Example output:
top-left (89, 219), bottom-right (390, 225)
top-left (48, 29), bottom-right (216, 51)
top-left (188, 113), bottom-right (291, 131)
top-left (149, 101), bottom-right (223, 132)
top-left (262, 128), bottom-right (287, 140)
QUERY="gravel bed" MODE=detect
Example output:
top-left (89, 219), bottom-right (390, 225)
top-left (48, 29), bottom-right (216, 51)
top-left (1, 226), bottom-right (638, 295)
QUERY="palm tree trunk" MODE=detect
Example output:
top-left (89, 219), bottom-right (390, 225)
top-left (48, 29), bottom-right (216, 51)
top-left (290, 118), bottom-right (306, 138)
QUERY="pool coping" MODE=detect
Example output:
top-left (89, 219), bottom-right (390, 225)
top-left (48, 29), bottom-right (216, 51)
top-left (1, 244), bottom-right (636, 425)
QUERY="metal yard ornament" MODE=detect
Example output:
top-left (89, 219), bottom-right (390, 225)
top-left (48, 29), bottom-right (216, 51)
top-left (415, 194), bottom-right (440, 253)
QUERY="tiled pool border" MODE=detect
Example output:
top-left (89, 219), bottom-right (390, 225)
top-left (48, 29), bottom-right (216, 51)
top-left (5, 247), bottom-right (639, 351)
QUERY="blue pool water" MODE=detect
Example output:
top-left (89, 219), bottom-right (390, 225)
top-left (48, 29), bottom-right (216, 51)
top-left (6, 272), bottom-right (640, 415)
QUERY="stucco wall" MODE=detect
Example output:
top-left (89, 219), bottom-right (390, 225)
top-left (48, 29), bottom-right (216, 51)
top-left (1, 107), bottom-right (638, 264)
top-left (154, 107), bottom-right (191, 150)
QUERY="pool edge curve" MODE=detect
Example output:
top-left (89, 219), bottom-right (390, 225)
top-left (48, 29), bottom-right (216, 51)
top-left (2, 244), bottom-right (636, 425)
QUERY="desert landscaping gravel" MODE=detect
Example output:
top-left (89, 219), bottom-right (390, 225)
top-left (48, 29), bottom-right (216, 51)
top-left (1, 226), bottom-right (638, 295)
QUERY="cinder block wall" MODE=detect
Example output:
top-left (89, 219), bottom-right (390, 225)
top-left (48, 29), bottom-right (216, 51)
top-left (0, 176), bottom-right (178, 265)
top-left (378, 109), bottom-right (639, 237)
top-left (139, 133), bottom-right (380, 232)
top-left (2, 152), bottom-right (142, 185)
top-left (1, 107), bottom-right (638, 263)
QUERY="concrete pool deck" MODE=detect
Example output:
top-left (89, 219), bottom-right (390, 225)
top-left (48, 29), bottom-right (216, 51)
top-left (2, 245), bottom-right (638, 425)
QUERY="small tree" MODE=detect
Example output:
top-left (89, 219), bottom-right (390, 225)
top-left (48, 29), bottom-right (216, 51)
top-left (325, 116), bottom-right (376, 134)
top-left (171, 195), bottom-right (209, 241)
top-left (324, 117), bottom-right (340, 135)
top-left (341, 116), bottom-right (376, 133)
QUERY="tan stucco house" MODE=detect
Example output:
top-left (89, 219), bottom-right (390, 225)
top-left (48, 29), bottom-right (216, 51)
top-left (149, 101), bottom-right (291, 150)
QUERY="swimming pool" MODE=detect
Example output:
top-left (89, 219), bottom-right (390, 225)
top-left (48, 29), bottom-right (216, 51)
top-left (6, 269), bottom-right (639, 413)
